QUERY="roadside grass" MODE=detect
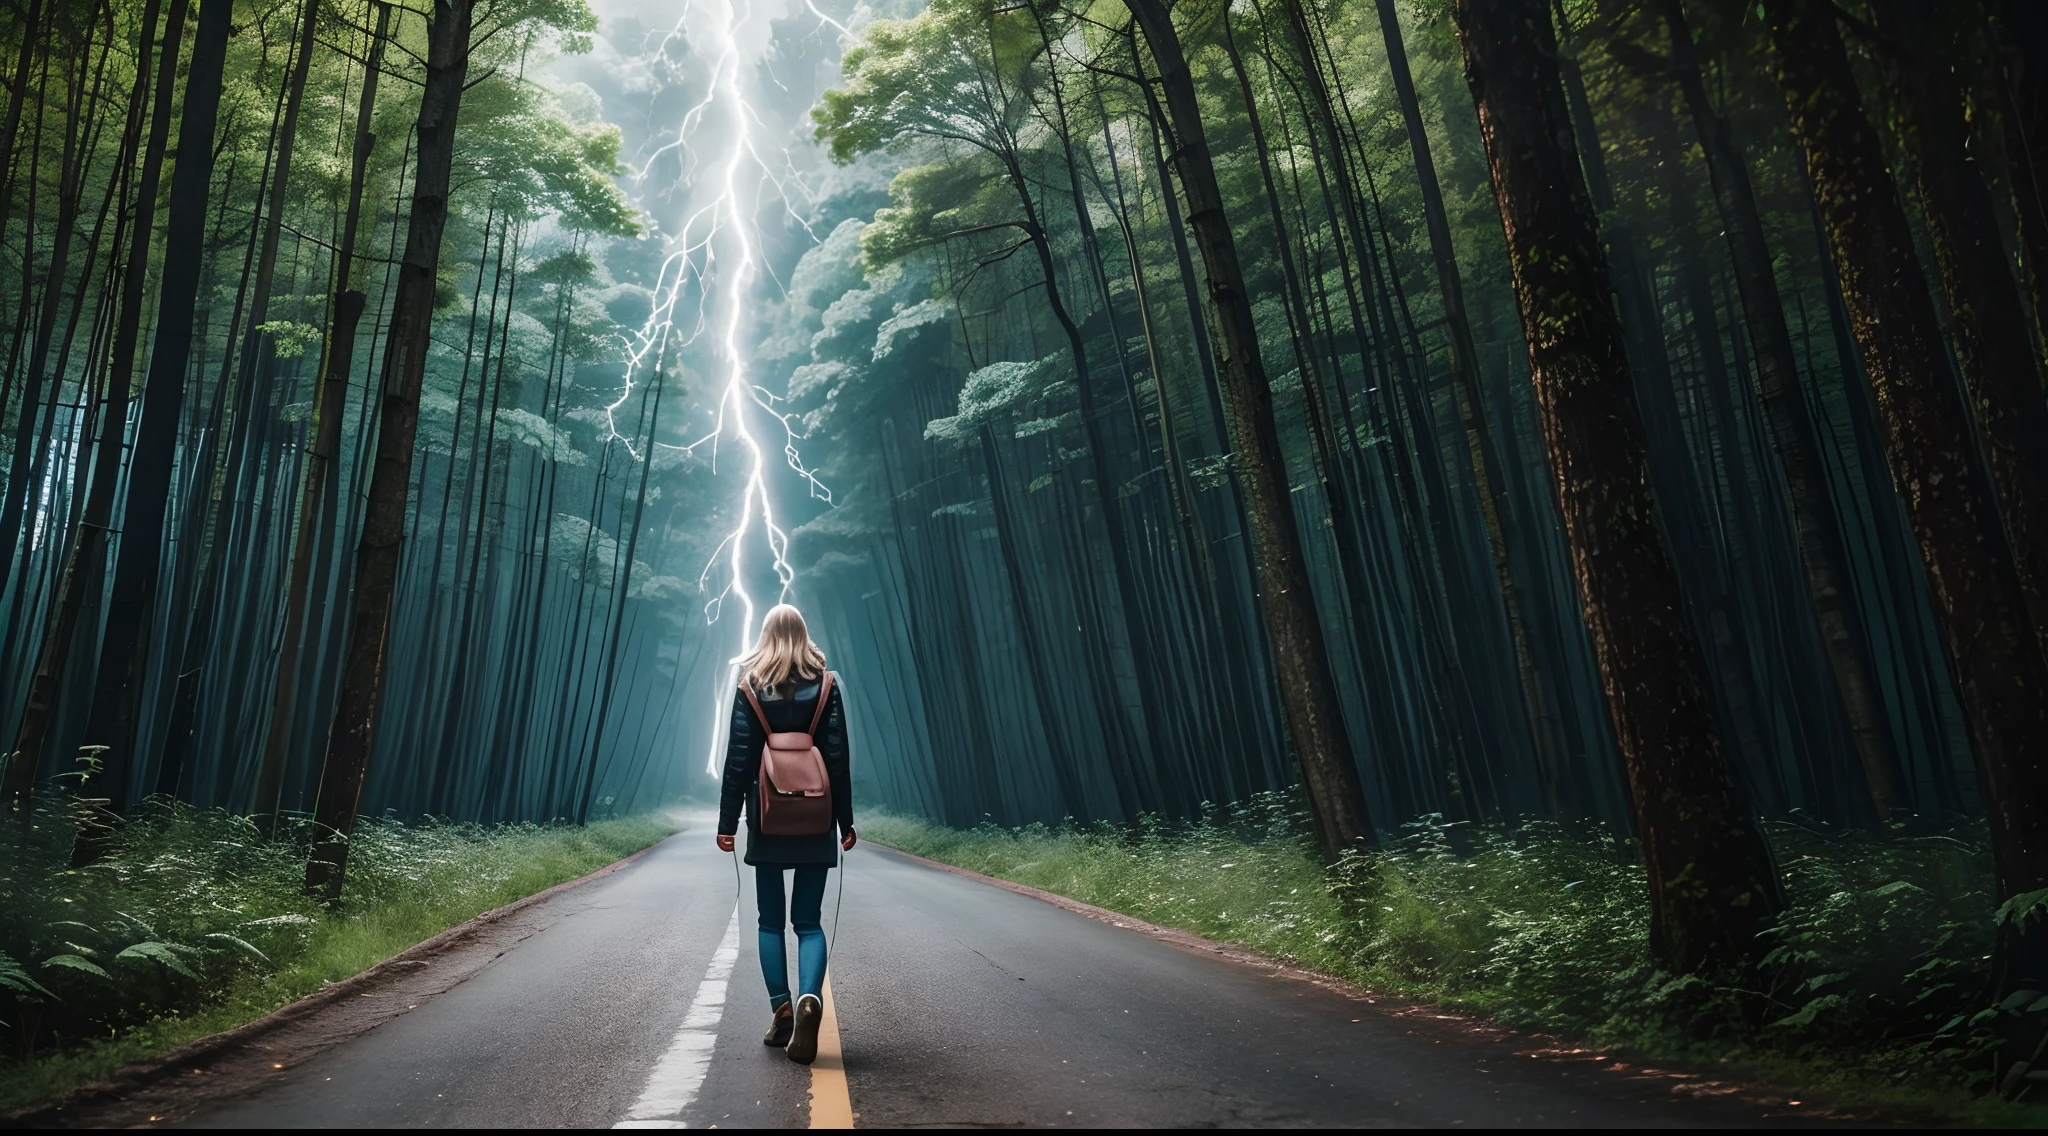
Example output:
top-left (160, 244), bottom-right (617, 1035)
top-left (862, 798), bottom-right (2048, 1126)
top-left (0, 798), bottom-right (678, 1112)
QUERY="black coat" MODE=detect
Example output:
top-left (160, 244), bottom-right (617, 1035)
top-left (717, 672), bottom-right (852, 867)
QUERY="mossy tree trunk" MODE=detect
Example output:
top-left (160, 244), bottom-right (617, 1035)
top-left (1876, 0), bottom-right (2048, 654)
top-left (1988, 0), bottom-right (2048, 359)
top-left (1453, 0), bottom-right (1782, 975)
top-left (1762, 0), bottom-right (2048, 1009)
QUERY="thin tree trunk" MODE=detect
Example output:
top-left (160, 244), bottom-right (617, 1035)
top-left (224, 0), bottom-right (323, 486)
top-left (151, 51), bottom-right (293, 803)
top-left (4, 0), bottom-right (179, 801)
top-left (1000, 152), bottom-right (1173, 813)
top-left (1656, 0), bottom-right (1903, 818)
top-left (69, 0), bottom-right (233, 825)
top-left (1373, 0), bottom-right (1566, 811)
top-left (308, 0), bottom-right (474, 899)
top-left (978, 422), bottom-right (1086, 818)
top-left (575, 359), bottom-right (663, 825)
top-left (0, 0), bottom-right (47, 249)
top-left (256, 0), bottom-right (390, 819)
top-left (1127, 0), bottom-right (1374, 860)
top-left (430, 224), bottom-right (518, 812)
top-left (499, 260), bottom-right (577, 820)
top-left (1453, 0), bottom-right (1781, 974)
top-left (1267, 1), bottom-right (1489, 819)
top-left (183, 0), bottom-right (322, 771)
top-left (0, 39), bottom-right (88, 606)
top-left (1217, 10), bottom-right (1391, 790)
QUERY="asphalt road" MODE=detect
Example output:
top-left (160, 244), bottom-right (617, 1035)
top-left (183, 817), bottom-right (1841, 1128)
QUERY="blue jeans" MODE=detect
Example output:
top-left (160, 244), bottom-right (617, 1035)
top-left (755, 864), bottom-right (828, 1008)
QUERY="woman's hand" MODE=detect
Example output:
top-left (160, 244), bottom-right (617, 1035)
top-left (842, 828), bottom-right (857, 852)
top-left (716, 833), bottom-right (735, 853)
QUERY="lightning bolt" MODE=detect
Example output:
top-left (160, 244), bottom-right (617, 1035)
top-left (603, 0), bottom-right (842, 779)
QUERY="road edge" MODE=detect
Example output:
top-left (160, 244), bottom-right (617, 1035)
top-left (3, 833), bottom-right (672, 1128)
top-left (867, 841), bottom-right (1370, 983)
top-left (863, 841), bottom-right (1898, 1127)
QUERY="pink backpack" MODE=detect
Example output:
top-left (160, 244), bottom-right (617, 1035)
top-left (738, 672), bottom-right (835, 837)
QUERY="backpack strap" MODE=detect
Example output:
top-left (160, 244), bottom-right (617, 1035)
top-left (805, 671), bottom-right (835, 736)
top-left (737, 680), bottom-right (771, 733)
top-left (739, 673), bottom-right (833, 736)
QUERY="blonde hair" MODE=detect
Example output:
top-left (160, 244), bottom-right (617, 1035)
top-left (738, 604), bottom-right (827, 691)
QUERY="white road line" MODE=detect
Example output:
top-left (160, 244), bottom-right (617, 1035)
top-left (614, 905), bottom-right (740, 1129)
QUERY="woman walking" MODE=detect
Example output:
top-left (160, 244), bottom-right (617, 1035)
top-left (716, 604), bottom-right (855, 1065)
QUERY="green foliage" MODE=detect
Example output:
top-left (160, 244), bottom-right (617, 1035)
top-left (925, 351), bottom-right (1073, 442)
top-left (455, 72), bottom-right (636, 234)
top-left (813, 0), bottom-right (1038, 167)
top-left (0, 796), bottom-right (676, 1109)
top-left (255, 320), bottom-right (324, 360)
top-left (863, 800), bottom-right (2040, 1120)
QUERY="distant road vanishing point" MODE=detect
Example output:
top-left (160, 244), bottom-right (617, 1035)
top-left (148, 822), bottom-right (1845, 1129)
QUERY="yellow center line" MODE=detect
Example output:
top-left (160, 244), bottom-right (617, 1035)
top-left (808, 975), bottom-right (853, 1127)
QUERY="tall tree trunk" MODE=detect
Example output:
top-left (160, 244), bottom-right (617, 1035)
top-left (19, 17), bottom-right (118, 612)
top-left (431, 226), bottom-right (517, 812)
top-left (224, 0), bottom-right (322, 487)
top-left (1763, 0), bottom-right (2048, 1016)
top-left (4, 0), bottom-right (180, 803)
top-left (1876, 0), bottom-right (2048, 653)
top-left (1268, 0), bottom-right (1493, 821)
top-left (1373, 0), bottom-right (1567, 811)
top-left (978, 423), bottom-right (1087, 819)
top-left (497, 264), bottom-right (577, 821)
top-left (576, 358), bottom-right (662, 826)
top-left (1003, 158), bottom-right (1173, 814)
top-left (1453, 0), bottom-right (1781, 973)
top-left (1217, 9), bottom-right (1389, 796)
top-left (1988, 0), bottom-right (2048, 357)
top-left (1035, 36), bottom-right (1235, 809)
top-left (177, 0), bottom-right (322, 776)
top-left (150, 55), bottom-right (292, 805)
top-left (70, 0), bottom-right (233, 822)
top-left (0, 41), bottom-right (87, 606)
top-left (1548, 1), bottom-right (1787, 816)
top-left (257, 0), bottom-right (390, 820)
top-left (0, 0), bottom-right (47, 249)
top-left (307, 0), bottom-right (474, 899)
top-left (1656, 0), bottom-right (1903, 818)
top-left (1127, 0), bottom-right (1374, 860)
top-left (1129, 43), bottom-right (1289, 778)
top-left (1131, 56), bottom-right (1225, 453)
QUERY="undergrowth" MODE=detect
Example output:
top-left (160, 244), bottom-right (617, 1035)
top-left (863, 796), bottom-right (2046, 1125)
top-left (0, 795), bottom-right (677, 1112)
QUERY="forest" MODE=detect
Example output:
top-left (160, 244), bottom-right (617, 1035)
top-left (1, 0), bottom-right (2047, 1114)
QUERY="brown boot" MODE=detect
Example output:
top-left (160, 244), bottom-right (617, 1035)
top-left (763, 1001), bottom-right (793, 1047)
top-left (786, 993), bottom-right (823, 1065)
